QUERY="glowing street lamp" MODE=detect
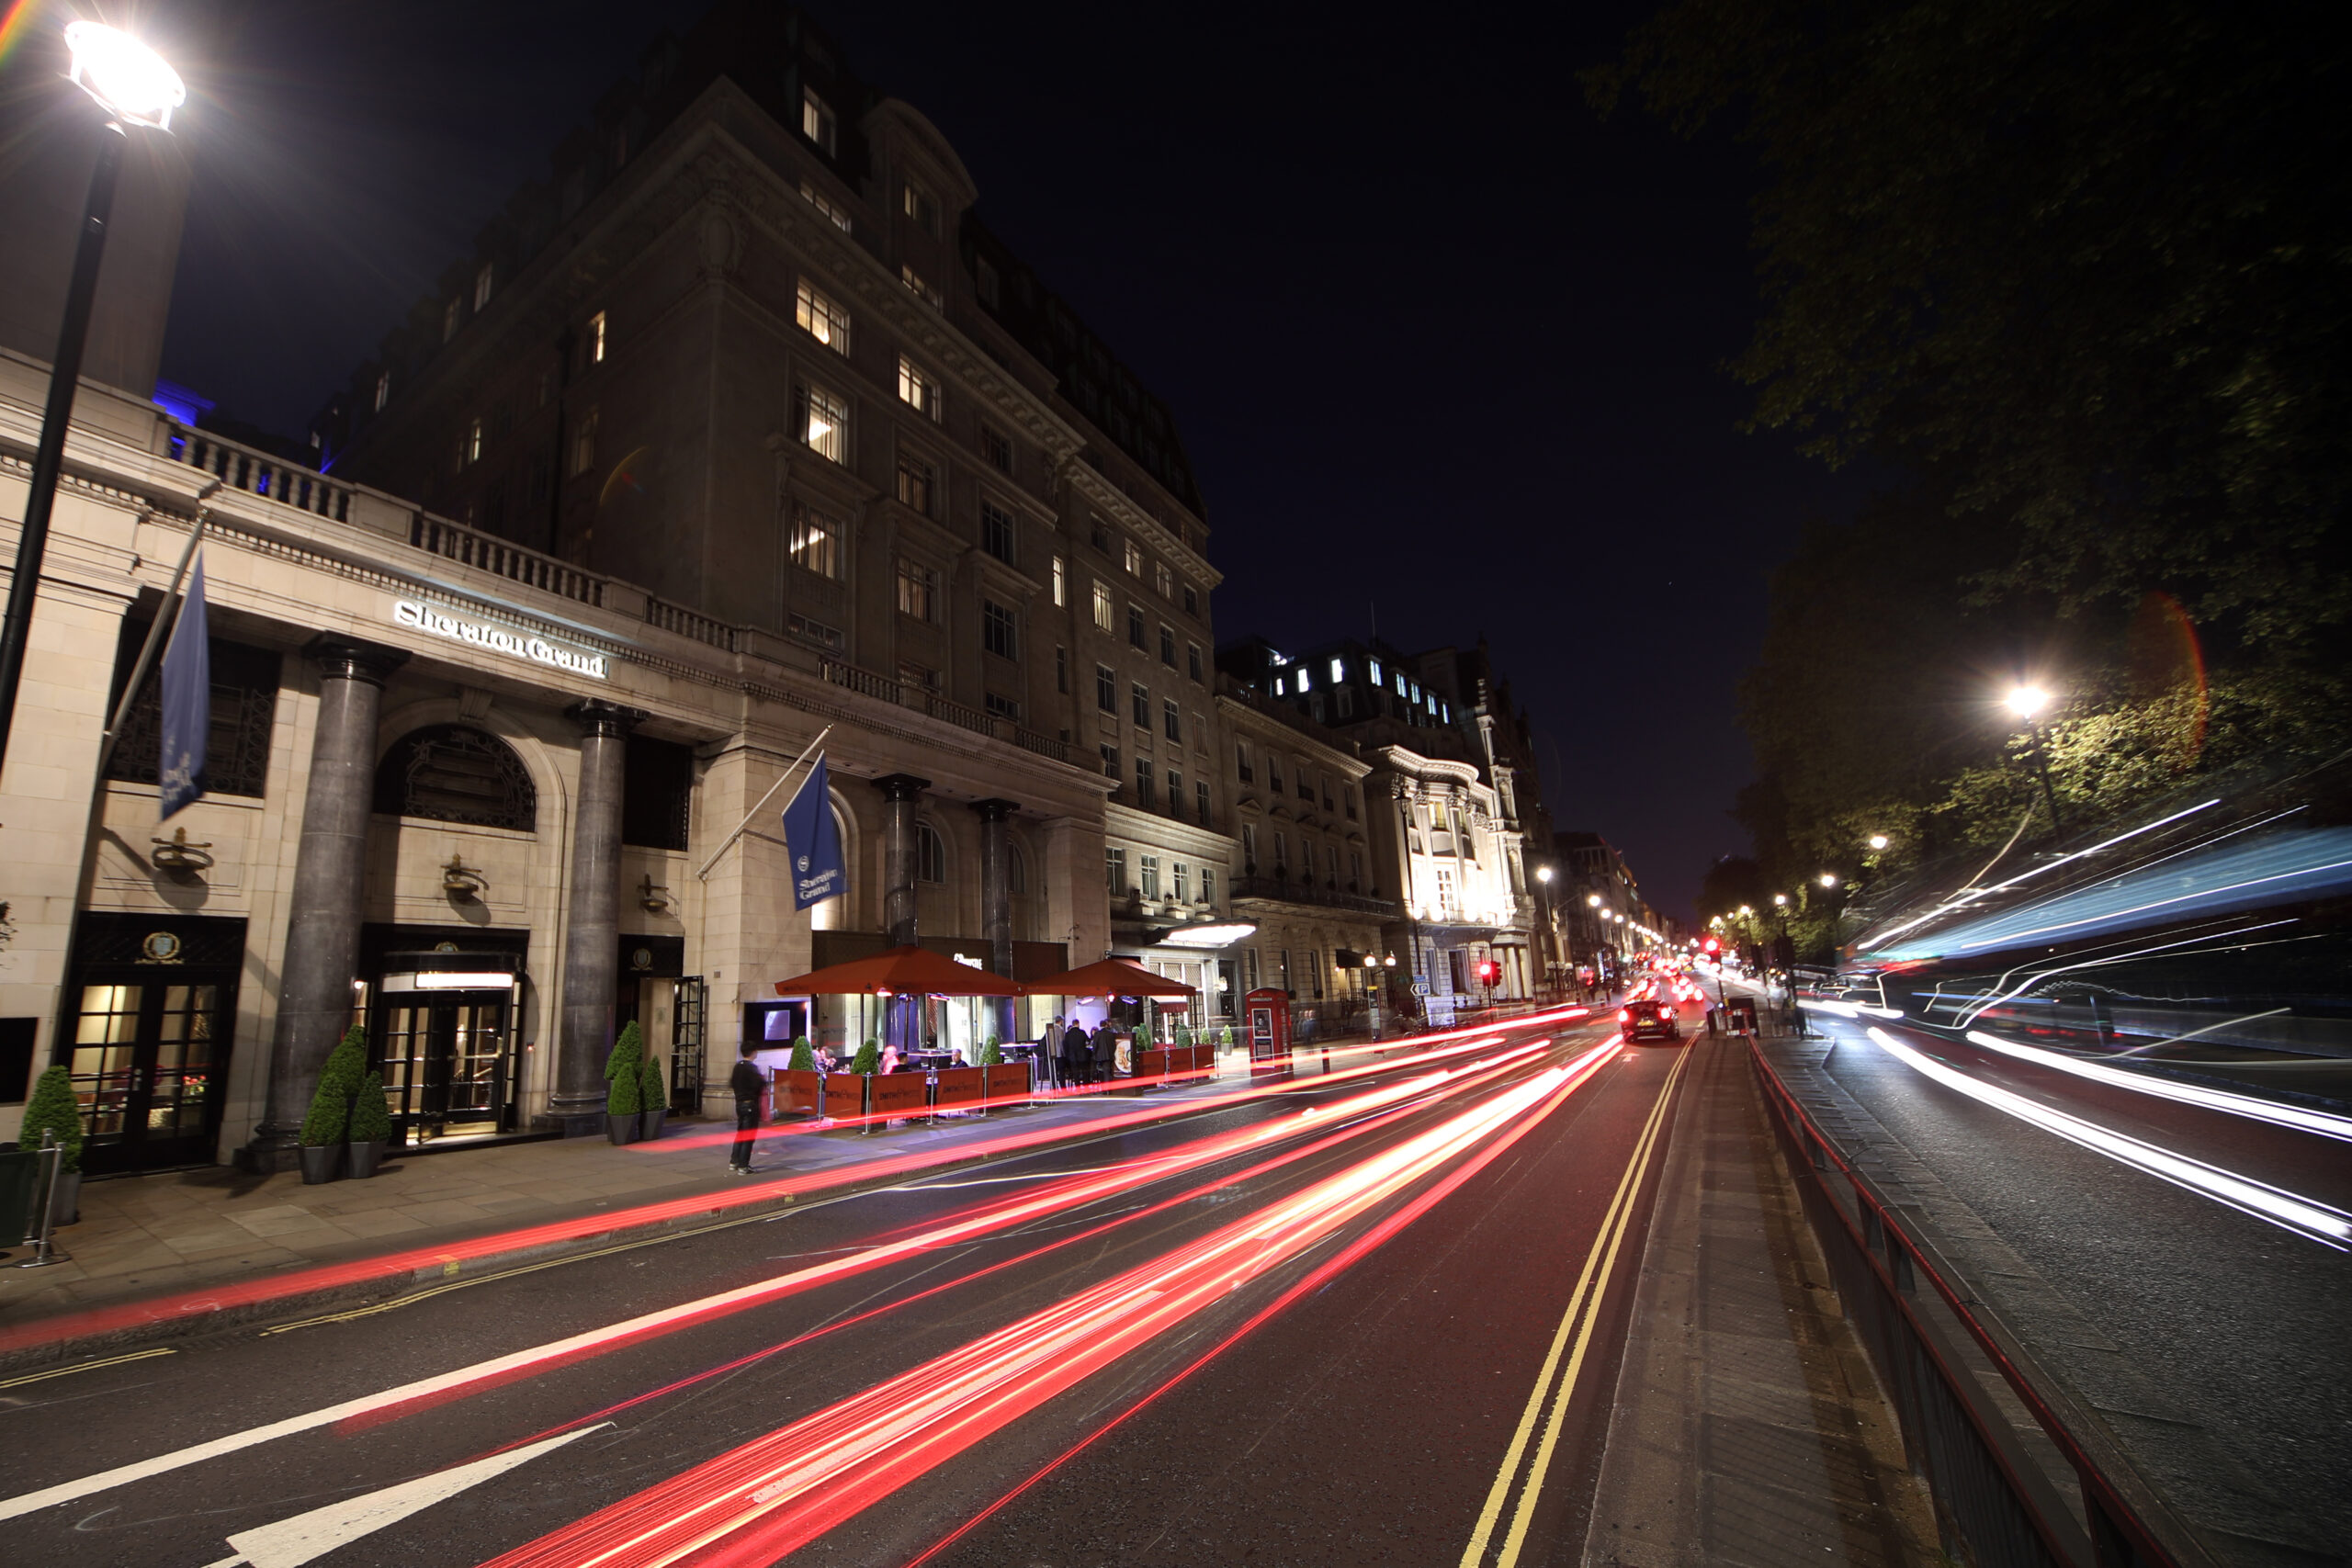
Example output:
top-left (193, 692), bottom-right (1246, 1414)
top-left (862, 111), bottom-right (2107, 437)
top-left (1867, 833), bottom-right (1890, 851)
top-left (2002, 681), bottom-right (2066, 833)
top-left (0, 22), bottom-right (187, 779)
top-left (1818, 873), bottom-right (1838, 888)
top-left (1772, 893), bottom-right (1788, 908)
top-left (2003, 684), bottom-right (2052, 719)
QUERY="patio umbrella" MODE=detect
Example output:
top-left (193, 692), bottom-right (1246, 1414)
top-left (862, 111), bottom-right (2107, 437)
top-left (772, 944), bottom-right (1023, 997)
top-left (1022, 956), bottom-right (1196, 999)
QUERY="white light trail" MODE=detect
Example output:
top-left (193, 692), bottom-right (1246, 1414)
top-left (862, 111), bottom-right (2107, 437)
top-left (1864, 1028), bottom-right (2351, 1249)
top-left (1961, 1029), bottom-right (2352, 1144)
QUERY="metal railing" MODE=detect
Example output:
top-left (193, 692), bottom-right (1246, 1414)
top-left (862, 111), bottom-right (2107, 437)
top-left (818, 658), bottom-right (1070, 764)
top-left (164, 423), bottom-right (352, 523)
top-left (1748, 1040), bottom-right (2212, 1568)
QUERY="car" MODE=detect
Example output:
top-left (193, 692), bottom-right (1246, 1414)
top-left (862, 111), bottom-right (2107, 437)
top-left (1619, 998), bottom-right (1683, 1043)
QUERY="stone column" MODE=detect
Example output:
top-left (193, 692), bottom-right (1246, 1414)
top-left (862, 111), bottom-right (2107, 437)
top-left (971, 798), bottom-right (1019, 1041)
top-left (873, 773), bottom-right (929, 1048)
top-left (548, 700), bottom-right (648, 1133)
top-left (247, 637), bottom-right (408, 1171)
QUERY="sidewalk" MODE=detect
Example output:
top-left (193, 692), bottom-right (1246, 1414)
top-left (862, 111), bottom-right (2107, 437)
top-left (1582, 1034), bottom-right (1942, 1568)
top-left (0, 1064), bottom-right (1245, 1371)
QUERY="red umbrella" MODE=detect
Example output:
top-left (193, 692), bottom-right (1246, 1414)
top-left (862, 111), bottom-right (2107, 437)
top-left (772, 944), bottom-right (1023, 997)
top-left (1022, 956), bottom-right (1196, 999)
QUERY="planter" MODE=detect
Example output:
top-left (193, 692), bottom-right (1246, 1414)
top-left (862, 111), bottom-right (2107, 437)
top-left (46, 1169), bottom-right (81, 1228)
top-left (641, 1109), bottom-right (667, 1142)
top-left (605, 1111), bottom-right (640, 1145)
top-left (298, 1144), bottom-right (342, 1185)
top-left (345, 1139), bottom-right (383, 1179)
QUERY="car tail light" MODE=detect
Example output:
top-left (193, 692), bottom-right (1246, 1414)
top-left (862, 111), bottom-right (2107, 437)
top-left (1617, 1009), bottom-right (1630, 1023)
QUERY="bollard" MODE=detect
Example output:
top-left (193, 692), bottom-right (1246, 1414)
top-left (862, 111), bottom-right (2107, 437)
top-left (15, 1130), bottom-right (74, 1269)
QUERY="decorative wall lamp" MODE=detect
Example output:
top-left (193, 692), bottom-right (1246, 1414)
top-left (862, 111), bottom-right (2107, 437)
top-left (639, 874), bottom-right (673, 914)
top-left (149, 827), bottom-right (214, 873)
top-left (442, 855), bottom-right (489, 899)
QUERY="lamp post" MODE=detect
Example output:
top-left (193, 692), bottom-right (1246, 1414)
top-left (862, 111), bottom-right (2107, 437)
top-left (2004, 684), bottom-right (2066, 834)
top-left (1534, 864), bottom-right (1555, 1001)
top-left (0, 22), bottom-right (187, 782)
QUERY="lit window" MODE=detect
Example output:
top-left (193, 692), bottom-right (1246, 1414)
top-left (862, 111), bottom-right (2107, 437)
top-left (1092, 581), bottom-right (1114, 633)
top-left (981, 502), bottom-right (1016, 564)
top-left (1395, 671), bottom-right (1408, 696)
top-left (790, 503), bottom-right (841, 580)
top-left (374, 372), bottom-right (390, 412)
top-left (800, 383), bottom-right (849, 463)
top-left (1329, 657), bottom-right (1345, 683)
top-left (443, 298), bottom-right (460, 342)
top-left (895, 455), bottom-right (933, 514)
top-left (799, 177), bottom-right (852, 232)
top-left (474, 264), bottom-right (493, 310)
top-left (802, 88), bottom-right (837, 154)
top-left (901, 264), bottom-right (942, 308)
top-left (1124, 539), bottom-right (1143, 576)
top-left (1096, 663), bottom-right (1117, 713)
top-left (571, 406), bottom-right (597, 477)
top-left (901, 178), bottom-right (937, 235)
top-left (1370, 659), bottom-right (1384, 686)
top-left (1274, 676), bottom-right (1287, 696)
top-left (1052, 555), bottom-right (1067, 607)
top-left (1296, 666), bottom-right (1313, 692)
top-left (1155, 562), bottom-right (1173, 599)
top-left (898, 354), bottom-right (941, 419)
top-left (466, 417), bottom-right (482, 465)
top-left (797, 280), bottom-right (851, 354)
top-left (983, 599), bottom-right (1018, 659)
top-left (896, 558), bottom-right (940, 623)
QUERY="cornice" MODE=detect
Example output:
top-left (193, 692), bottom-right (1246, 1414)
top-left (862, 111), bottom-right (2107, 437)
top-left (1061, 459), bottom-right (1219, 588)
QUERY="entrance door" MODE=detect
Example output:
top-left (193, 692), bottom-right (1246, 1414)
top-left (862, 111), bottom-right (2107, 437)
top-left (377, 993), bottom-right (514, 1141)
top-left (67, 979), bottom-right (232, 1175)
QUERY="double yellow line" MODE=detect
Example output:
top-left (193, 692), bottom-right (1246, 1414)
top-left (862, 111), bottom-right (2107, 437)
top-left (1458, 1045), bottom-right (1690, 1568)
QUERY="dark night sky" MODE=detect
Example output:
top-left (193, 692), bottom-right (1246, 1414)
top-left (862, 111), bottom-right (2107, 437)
top-left (122, 0), bottom-right (1879, 920)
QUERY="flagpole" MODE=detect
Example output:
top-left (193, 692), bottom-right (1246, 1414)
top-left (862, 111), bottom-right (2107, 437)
top-left (695, 723), bottom-right (832, 881)
top-left (95, 479), bottom-right (220, 777)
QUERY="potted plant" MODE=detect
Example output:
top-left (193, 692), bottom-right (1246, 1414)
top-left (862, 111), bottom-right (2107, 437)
top-left (787, 1035), bottom-right (817, 1073)
top-left (298, 1026), bottom-right (367, 1184)
top-left (977, 1034), bottom-right (1001, 1066)
top-left (605, 1021), bottom-right (645, 1144)
top-left (17, 1064), bottom-right (83, 1227)
top-left (639, 1048), bottom-right (669, 1141)
top-left (346, 1070), bottom-right (394, 1178)
top-left (850, 1037), bottom-right (881, 1075)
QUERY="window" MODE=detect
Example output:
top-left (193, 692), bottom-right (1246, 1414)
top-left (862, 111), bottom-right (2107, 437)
top-left (981, 502), bottom-right (1016, 564)
top-left (898, 354), bottom-right (941, 419)
top-left (1124, 539), bottom-right (1143, 576)
top-left (1106, 845), bottom-right (1126, 894)
top-left (799, 177), bottom-right (852, 231)
top-left (1163, 699), bottom-right (1182, 741)
top-left (797, 280), bottom-right (851, 354)
top-left (1155, 562), bottom-right (1173, 599)
top-left (373, 372), bottom-right (390, 412)
top-left (466, 417), bottom-right (482, 465)
top-left (1091, 517), bottom-right (1111, 553)
top-left (1369, 659), bottom-right (1384, 688)
top-left (981, 424), bottom-right (1012, 472)
top-left (1127, 605), bottom-right (1146, 649)
top-left (899, 660), bottom-right (939, 692)
top-left (1056, 645), bottom-right (1069, 694)
top-left (1052, 556), bottom-right (1067, 606)
top-left (789, 503), bottom-right (841, 579)
top-left (1173, 863), bottom-right (1190, 902)
top-left (1267, 757), bottom-right (1283, 794)
top-left (787, 611), bottom-right (843, 650)
top-left (799, 382), bottom-right (848, 463)
top-left (1329, 657), bottom-right (1346, 683)
top-left (1273, 831), bottom-right (1288, 872)
top-left (1351, 850), bottom-right (1364, 888)
top-left (896, 558), bottom-right (940, 622)
top-left (901, 264), bottom-right (942, 307)
top-left (1345, 787), bottom-right (1359, 821)
top-left (571, 406), bottom-right (598, 477)
top-left (1337, 686), bottom-right (1354, 719)
top-left (895, 454), bottom-right (933, 514)
top-left (1131, 682), bottom-right (1150, 728)
top-left (1140, 855), bottom-right (1160, 898)
top-left (802, 88), bottom-right (836, 154)
top-left (1245, 947), bottom-right (1260, 989)
top-left (1296, 665), bottom-right (1312, 693)
top-left (621, 735), bottom-right (695, 851)
top-left (976, 255), bottom-right (1001, 307)
top-left (374, 726), bottom-right (537, 831)
top-left (982, 599), bottom-right (1018, 660)
top-left (1167, 768), bottom-right (1182, 814)
top-left (1236, 743), bottom-right (1253, 784)
top-left (105, 618), bottom-right (279, 800)
top-left (916, 822), bottom-right (945, 883)
top-left (1298, 767), bottom-right (1314, 802)
top-left (1135, 760), bottom-right (1155, 807)
top-left (1309, 952), bottom-right (1325, 1000)
top-left (1241, 823), bottom-right (1258, 871)
top-left (1096, 663), bottom-right (1117, 713)
top-left (984, 692), bottom-right (1020, 721)
top-left (1188, 643), bottom-right (1203, 682)
top-left (443, 298), bottom-right (460, 342)
top-left (1201, 867), bottom-right (1216, 907)
top-left (1159, 625), bottom-right (1177, 666)
top-left (474, 264), bottom-right (494, 310)
top-left (1325, 844), bottom-right (1340, 885)
top-left (1195, 780), bottom-right (1211, 826)
top-left (587, 310), bottom-right (606, 365)
top-left (1182, 584), bottom-right (1199, 617)
top-left (901, 178), bottom-right (938, 234)
top-left (1091, 581), bottom-right (1114, 632)
top-left (1101, 743), bottom-right (1119, 781)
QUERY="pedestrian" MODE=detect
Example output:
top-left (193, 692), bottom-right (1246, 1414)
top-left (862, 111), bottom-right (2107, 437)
top-left (1092, 1021), bottom-right (1118, 1084)
top-left (1061, 1017), bottom-right (1091, 1089)
top-left (729, 1042), bottom-right (765, 1175)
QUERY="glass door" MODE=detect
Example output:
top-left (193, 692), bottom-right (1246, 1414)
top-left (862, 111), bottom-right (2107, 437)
top-left (67, 980), bottom-right (230, 1175)
top-left (376, 993), bottom-right (513, 1142)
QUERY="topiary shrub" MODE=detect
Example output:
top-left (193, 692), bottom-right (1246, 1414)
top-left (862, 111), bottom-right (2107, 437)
top-left (348, 1071), bottom-right (394, 1145)
top-left (639, 1050), bottom-right (668, 1113)
top-left (300, 1025), bottom-right (368, 1146)
top-left (605, 1021), bottom-right (645, 1116)
top-left (850, 1037), bottom-right (881, 1075)
top-left (977, 1035), bottom-right (1001, 1066)
top-left (17, 1065), bottom-right (83, 1174)
top-left (1174, 1023), bottom-right (1193, 1050)
top-left (787, 1035), bottom-right (816, 1072)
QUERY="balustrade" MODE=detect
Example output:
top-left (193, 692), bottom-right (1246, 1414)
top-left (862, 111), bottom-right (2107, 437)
top-left (164, 423), bottom-right (352, 523)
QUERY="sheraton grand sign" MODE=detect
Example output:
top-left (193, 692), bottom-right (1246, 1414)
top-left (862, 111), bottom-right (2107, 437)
top-left (391, 600), bottom-right (609, 679)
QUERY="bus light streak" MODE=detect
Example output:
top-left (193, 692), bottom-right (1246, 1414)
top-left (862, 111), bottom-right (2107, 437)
top-left (474, 1060), bottom-right (1605, 1568)
top-left (1959, 1029), bottom-right (2352, 1143)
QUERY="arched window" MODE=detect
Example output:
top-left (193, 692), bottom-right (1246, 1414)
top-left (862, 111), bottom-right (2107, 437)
top-left (915, 821), bottom-right (946, 884)
top-left (375, 725), bottom-right (537, 831)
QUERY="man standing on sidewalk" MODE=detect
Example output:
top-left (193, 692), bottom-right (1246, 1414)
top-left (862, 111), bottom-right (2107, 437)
top-left (729, 1042), bottom-right (765, 1174)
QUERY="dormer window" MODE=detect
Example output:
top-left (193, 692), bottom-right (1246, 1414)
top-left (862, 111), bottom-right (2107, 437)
top-left (473, 264), bottom-right (493, 311)
top-left (373, 373), bottom-right (390, 412)
top-left (901, 178), bottom-right (938, 236)
top-left (801, 89), bottom-right (837, 155)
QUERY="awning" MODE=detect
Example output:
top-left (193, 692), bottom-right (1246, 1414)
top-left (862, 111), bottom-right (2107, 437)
top-left (773, 944), bottom-right (1023, 997)
top-left (1022, 956), bottom-right (1197, 998)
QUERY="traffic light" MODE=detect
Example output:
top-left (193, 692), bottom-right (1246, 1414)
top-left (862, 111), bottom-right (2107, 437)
top-left (1701, 935), bottom-right (1721, 956)
top-left (1474, 959), bottom-right (1498, 986)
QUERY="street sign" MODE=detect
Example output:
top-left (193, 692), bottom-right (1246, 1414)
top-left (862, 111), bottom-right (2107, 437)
top-left (1410, 977), bottom-right (1430, 997)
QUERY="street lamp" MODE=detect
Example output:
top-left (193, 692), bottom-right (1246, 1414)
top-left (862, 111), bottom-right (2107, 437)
top-left (1868, 833), bottom-right (1890, 851)
top-left (0, 22), bottom-right (187, 780)
top-left (1818, 873), bottom-right (1838, 888)
top-left (2003, 682), bottom-right (2066, 833)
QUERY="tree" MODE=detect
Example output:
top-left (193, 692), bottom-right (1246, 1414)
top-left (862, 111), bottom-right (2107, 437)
top-left (977, 1035), bottom-right (1001, 1066)
top-left (787, 1036), bottom-right (816, 1073)
top-left (348, 1072), bottom-right (395, 1145)
top-left (605, 1021), bottom-right (644, 1116)
top-left (300, 1026), bottom-right (368, 1147)
top-left (639, 1050), bottom-right (668, 1115)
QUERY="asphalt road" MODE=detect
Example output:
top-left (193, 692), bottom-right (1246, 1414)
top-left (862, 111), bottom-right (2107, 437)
top-left (0, 1005), bottom-right (1698, 1568)
top-left (1797, 1002), bottom-right (2352, 1559)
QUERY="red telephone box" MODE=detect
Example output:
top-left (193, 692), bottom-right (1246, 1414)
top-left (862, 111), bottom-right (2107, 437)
top-left (1246, 988), bottom-right (1291, 1077)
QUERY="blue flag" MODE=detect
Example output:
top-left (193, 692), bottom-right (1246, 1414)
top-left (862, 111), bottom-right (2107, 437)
top-left (157, 552), bottom-right (210, 821)
top-left (780, 753), bottom-right (843, 909)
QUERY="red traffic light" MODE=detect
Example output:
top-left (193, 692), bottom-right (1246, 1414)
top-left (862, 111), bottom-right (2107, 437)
top-left (1702, 936), bottom-right (1721, 954)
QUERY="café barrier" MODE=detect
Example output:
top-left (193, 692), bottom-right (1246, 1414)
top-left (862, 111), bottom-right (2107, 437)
top-left (772, 1062), bottom-right (1041, 1123)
